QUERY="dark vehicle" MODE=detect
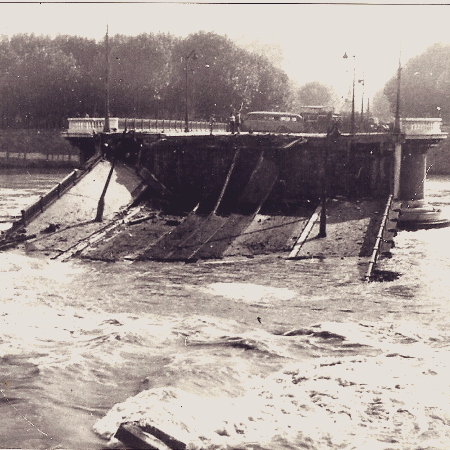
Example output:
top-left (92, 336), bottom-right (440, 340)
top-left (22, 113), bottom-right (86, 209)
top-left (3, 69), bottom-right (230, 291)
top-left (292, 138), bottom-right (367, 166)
top-left (298, 106), bottom-right (336, 133)
top-left (240, 112), bottom-right (305, 134)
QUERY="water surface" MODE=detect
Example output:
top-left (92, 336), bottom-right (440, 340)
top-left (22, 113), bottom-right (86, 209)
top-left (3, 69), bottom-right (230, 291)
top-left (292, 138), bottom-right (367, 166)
top-left (1, 170), bottom-right (450, 448)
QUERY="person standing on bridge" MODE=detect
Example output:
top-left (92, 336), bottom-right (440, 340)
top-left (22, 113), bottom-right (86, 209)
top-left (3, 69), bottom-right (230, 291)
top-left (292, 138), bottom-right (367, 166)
top-left (235, 109), bottom-right (241, 134)
top-left (209, 114), bottom-right (215, 135)
top-left (229, 111), bottom-right (235, 134)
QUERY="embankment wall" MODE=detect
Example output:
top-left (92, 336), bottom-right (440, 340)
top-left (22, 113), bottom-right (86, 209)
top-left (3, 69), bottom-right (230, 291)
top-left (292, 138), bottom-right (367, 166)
top-left (0, 129), bottom-right (80, 168)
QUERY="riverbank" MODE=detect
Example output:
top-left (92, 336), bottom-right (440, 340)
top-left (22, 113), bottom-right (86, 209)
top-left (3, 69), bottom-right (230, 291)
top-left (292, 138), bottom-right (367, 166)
top-left (0, 129), bottom-right (79, 168)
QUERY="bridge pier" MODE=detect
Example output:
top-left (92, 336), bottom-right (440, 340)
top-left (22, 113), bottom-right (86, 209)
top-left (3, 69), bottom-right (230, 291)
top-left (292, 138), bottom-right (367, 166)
top-left (396, 119), bottom-right (450, 229)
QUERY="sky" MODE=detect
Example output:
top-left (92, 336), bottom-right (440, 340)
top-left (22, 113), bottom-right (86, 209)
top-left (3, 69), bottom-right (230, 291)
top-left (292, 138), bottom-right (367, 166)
top-left (0, 2), bottom-right (449, 106)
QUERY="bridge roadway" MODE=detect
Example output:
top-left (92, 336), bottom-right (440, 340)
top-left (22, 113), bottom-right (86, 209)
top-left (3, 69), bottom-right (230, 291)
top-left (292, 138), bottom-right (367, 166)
top-left (63, 116), bottom-right (445, 141)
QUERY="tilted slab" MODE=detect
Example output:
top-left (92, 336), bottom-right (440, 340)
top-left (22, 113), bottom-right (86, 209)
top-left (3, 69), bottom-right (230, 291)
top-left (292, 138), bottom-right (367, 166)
top-left (21, 159), bottom-right (146, 256)
top-left (140, 153), bottom-right (279, 261)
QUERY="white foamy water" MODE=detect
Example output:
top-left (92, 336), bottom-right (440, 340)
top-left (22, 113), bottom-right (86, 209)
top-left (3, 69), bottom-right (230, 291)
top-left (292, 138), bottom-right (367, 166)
top-left (200, 282), bottom-right (297, 303)
top-left (0, 168), bottom-right (70, 231)
top-left (1, 170), bottom-right (450, 449)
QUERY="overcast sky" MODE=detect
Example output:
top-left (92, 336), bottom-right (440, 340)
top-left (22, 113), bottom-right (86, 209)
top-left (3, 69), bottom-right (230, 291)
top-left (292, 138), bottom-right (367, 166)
top-left (0, 2), bottom-right (449, 103)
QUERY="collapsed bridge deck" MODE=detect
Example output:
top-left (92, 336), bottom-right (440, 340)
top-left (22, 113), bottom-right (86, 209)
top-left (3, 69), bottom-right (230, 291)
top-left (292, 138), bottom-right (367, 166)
top-left (0, 118), bottom-right (445, 273)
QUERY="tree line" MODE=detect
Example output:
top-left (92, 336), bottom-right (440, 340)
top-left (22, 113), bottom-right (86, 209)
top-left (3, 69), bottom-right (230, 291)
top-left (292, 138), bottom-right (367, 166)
top-left (0, 31), bottom-right (303, 129)
top-left (382, 42), bottom-right (450, 124)
top-left (7, 30), bottom-right (446, 131)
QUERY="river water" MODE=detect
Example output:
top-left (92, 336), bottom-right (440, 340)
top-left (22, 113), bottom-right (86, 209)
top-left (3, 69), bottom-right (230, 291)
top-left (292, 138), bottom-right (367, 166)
top-left (1, 168), bottom-right (450, 449)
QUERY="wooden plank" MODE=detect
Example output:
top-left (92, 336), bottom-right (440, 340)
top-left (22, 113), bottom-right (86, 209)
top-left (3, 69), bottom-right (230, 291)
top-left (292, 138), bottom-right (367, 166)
top-left (52, 206), bottom-right (143, 262)
top-left (235, 156), bottom-right (278, 215)
top-left (287, 205), bottom-right (322, 259)
top-left (285, 216), bottom-right (309, 251)
top-left (114, 423), bottom-right (175, 450)
top-left (140, 424), bottom-right (187, 450)
top-left (212, 148), bottom-right (240, 214)
top-left (140, 211), bottom-right (203, 260)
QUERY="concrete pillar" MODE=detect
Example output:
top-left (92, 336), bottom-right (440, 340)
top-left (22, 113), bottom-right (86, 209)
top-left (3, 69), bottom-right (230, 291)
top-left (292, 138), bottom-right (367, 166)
top-left (399, 142), bottom-right (426, 201)
top-left (397, 140), bottom-right (450, 229)
top-left (393, 142), bottom-right (402, 200)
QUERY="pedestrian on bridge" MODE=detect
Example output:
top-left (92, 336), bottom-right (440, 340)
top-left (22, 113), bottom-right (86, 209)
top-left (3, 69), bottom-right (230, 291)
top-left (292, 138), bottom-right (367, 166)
top-left (209, 114), bottom-right (215, 135)
top-left (229, 111), bottom-right (235, 134)
top-left (235, 110), bottom-right (241, 134)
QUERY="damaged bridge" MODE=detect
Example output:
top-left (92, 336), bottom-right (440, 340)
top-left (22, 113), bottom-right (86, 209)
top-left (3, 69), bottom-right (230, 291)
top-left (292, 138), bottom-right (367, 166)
top-left (1, 117), bottom-right (447, 277)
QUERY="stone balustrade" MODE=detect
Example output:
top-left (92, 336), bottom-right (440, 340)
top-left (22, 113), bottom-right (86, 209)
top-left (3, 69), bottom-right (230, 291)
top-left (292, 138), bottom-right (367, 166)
top-left (66, 116), bottom-right (445, 137)
top-left (66, 117), bottom-right (226, 135)
top-left (67, 118), bottom-right (119, 134)
top-left (400, 118), bottom-right (443, 135)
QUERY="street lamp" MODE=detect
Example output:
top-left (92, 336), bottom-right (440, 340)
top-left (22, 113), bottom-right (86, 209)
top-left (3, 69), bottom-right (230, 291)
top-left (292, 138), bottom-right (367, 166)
top-left (358, 74), bottom-right (365, 130)
top-left (104, 23), bottom-right (110, 133)
top-left (184, 49), bottom-right (197, 133)
top-left (394, 52), bottom-right (402, 134)
top-left (343, 52), bottom-right (356, 135)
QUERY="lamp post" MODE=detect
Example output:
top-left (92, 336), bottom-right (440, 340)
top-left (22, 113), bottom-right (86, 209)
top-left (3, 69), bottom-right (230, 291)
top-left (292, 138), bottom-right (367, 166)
top-left (358, 74), bottom-right (364, 131)
top-left (103, 24), bottom-right (110, 133)
top-left (393, 50), bottom-right (402, 199)
top-left (343, 52), bottom-right (356, 135)
top-left (343, 52), bottom-right (356, 198)
top-left (394, 52), bottom-right (401, 135)
top-left (184, 49), bottom-right (197, 133)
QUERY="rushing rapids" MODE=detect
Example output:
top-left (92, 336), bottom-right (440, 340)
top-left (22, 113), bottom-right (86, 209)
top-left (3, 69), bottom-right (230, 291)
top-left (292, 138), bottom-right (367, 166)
top-left (1, 170), bottom-right (450, 448)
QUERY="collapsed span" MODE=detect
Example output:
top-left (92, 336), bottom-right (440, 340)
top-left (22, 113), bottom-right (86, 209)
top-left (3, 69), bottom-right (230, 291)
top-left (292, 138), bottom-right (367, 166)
top-left (139, 149), bottom-right (279, 261)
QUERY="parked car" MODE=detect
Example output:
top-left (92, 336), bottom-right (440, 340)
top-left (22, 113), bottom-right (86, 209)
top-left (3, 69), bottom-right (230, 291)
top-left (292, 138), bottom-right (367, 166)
top-left (240, 112), bottom-right (305, 133)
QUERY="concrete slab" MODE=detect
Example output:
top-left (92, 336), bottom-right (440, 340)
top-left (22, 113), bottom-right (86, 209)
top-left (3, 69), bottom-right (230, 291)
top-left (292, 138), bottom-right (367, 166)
top-left (293, 200), bottom-right (384, 259)
top-left (224, 214), bottom-right (308, 257)
top-left (21, 159), bottom-right (145, 257)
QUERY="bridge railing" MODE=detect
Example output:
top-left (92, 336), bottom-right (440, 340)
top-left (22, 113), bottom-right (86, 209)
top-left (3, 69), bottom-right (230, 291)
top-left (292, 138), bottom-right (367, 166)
top-left (119, 118), bottom-right (227, 133)
top-left (401, 118), bottom-right (443, 135)
top-left (66, 117), bottom-right (227, 135)
top-left (67, 118), bottom-right (119, 134)
top-left (67, 116), bottom-right (444, 137)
